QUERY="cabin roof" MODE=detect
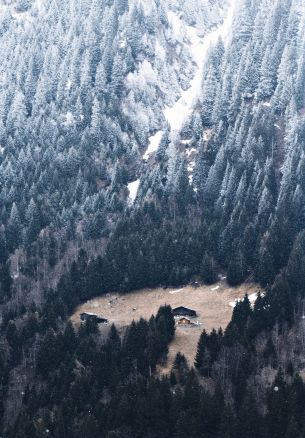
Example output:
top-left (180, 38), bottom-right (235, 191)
top-left (80, 313), bottom-right (108, 322)
top-left (173, 306), bottom-right (196, 312)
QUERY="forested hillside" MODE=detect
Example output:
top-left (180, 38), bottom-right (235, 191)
top-left (2, 0), bottom-right (305, 436)
top-left (0, 0), bottom-right (226, 304)
top-left (46, 0), bottom-right (305, 306)
top-left (137, 0), bottom-right (305, 289)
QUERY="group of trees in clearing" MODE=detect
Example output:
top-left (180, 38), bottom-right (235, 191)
top-left (4, 288), bottom-right (305, 437)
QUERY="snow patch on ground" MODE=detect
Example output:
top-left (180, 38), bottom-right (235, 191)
top-left (142, 0), bottom-right (236, 159)
top-left (203, 128), bottom-right (214, 142)
top-left (169, 288), bottom-right (184, 294)
top-left (165, 0), bottom-right (236, 137)
top-left (168, 10), bottom-right (184, 41)
top-left (143, 130), bottom-right (163, 160)
top-left (66, 79), bottom-right (72, 91)
top-left (229, 292), bottom-right (259, 308)
top-left (211, 285), bottom-right (220, 291)
top-left (155, 39), bottom-right (166, 61)
top-left (186, 147), bottom-right (197, 156)
top-left (229, 299), bottom-right (241, 308)
top-left (181, 139), bottom-right (191, 145)
top-left (127, 60), bottom-right (157, 91)
top-left (248, 293), bottom-right (258, 304)
top-left (128, 179), bottom-right (140, 205)
top-left (119, 38), bottom-right (127, 49)
top-left (187, 160), bottom-right (196, 184)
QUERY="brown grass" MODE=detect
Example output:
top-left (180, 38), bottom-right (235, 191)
top-left (71, 280), bottom-right (262, 371)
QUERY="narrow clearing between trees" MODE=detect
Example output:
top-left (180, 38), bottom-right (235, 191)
top-left (71, 281), bottom-right (261, 371)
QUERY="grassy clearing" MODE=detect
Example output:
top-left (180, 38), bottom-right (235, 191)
top-left (71, 280), bottom-right (261, 370)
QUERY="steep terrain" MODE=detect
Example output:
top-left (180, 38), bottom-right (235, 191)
top-left (2, 0), bottom-right (305, 436)
top-left (0, 0), bottom-right (229, 305)
top-left (129, 0), bottom-right (236, 199)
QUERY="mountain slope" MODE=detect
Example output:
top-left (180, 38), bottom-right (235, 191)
top-left (3, 0), bottom-right (305, 436)
top-left (0, 0), bottom-right (230, 304)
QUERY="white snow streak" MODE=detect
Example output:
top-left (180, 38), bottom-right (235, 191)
top-left (188, 160), bottom-right (196, 183)
top-left (165, 0), bottom-right (236, 137)
top-left (128, 179), bottom-right (140, 205)
top-left (142, 0), bottom-right (237, 160)
top-left (143, 130), bottom-right (163, 160)
top-left (169, 288), bottom-right (184, 294)
top-left (66, 79), bottom-right (72, 90)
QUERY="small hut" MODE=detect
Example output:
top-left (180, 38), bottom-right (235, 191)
top-left (177, 317), bottom-right (191, 325)
top-left (80, 313), bottom-right (108, 324)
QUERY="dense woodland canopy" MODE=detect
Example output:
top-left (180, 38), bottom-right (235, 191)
top-left (1, 0), bottom-right (305, 436)
top-left (0, 0), bottom-right (226, 303)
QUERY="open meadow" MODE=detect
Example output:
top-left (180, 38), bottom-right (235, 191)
top-left (71, 279), bottom-right (261, 369)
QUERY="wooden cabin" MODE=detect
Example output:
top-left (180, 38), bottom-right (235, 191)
top-left (172, 306), bottom-right (197, 318)
top-left (177, 317), bottom-right (191, 325)
top-left (80, 313), bottom-right (108, 324)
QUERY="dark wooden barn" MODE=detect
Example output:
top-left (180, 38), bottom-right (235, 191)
top-left (80, 313), bottom-right (108, 324)
top-left (172, 306), bottom-right (197, 318)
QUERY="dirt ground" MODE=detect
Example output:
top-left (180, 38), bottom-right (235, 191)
top-left (71, 279), bottom-right (262, 370)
